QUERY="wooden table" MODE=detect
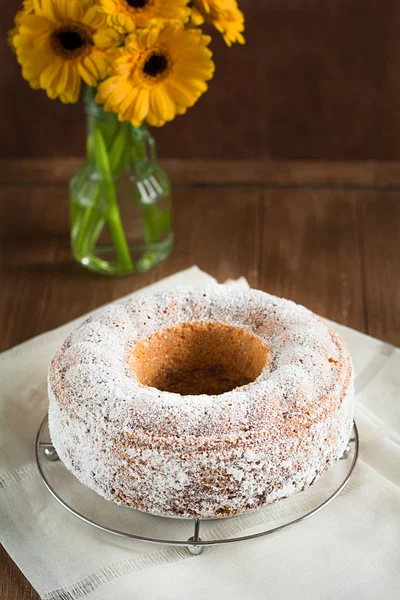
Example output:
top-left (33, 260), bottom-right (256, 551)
top-left (1, 159), bottom-right (399, 599)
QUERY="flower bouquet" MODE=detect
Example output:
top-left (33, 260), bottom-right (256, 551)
top-left (10, 0), bottom-right (245, 275)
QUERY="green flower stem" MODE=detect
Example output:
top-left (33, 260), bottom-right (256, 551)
top-left (109, 122), bottom-right (129, 175)
top-left (82, 213), bottom-right (105, 257)
top-left (75, 184), bottom-right (103, 257)
top-left (71, 162), bottom-right (101, 251)
top-left (92, 124), bottom-right (133, 272)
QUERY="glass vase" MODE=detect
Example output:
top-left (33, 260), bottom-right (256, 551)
top-left (69, 87), bottom-right (173, 276)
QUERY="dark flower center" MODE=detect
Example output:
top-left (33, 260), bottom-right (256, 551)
top-left (143, 53), bottom-right (169, 78)
top-left (51, 25), bottom-right (92, 59)
top-left (58, 30), bottom-right (84, 52)
top-left (126, 0), bottom-right (148, 8)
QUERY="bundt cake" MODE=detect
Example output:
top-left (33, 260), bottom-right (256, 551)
top-left (48, 286), bottom-right (354, 518)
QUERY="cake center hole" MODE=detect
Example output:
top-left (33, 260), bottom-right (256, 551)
top-left (129, 322), bottom-right (269, 396)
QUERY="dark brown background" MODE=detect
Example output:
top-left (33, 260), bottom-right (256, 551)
top-left (2, 0), bottom-right (400, 159)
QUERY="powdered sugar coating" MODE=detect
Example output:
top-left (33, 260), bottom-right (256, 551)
top-left (48, 286), bottom-right (354, 518)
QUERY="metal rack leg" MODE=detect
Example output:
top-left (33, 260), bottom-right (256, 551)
top-left (187, 518), bottom-right (204, 555)
top-left (340, 436), bottom-right (356, 460)
top-left (40, 442), bottom-right (59, 462)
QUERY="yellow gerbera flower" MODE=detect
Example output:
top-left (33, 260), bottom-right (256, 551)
top-left (191, 0), bottom-right (245, 46)
top-left (14, 0), bottom-right (121, 104)
top-left (98, 0), bottom-right (190, 33)
top-left (96, 23), bottom-right (215, 127)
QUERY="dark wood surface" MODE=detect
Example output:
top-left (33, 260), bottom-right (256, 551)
top-left (1, 159), bottom-right (399, 599)
top-left (3, 158), bottom-right (400, 186)
top-left (3, 0), bottom-right (400, 160)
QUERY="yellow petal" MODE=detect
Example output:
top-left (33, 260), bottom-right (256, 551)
top-left (61, 64), bottom-right (81, 102)
top-left (164, 80), bottom-right (196, 108)
top-left (96, 74), bottom-right (124, 103)
top-left (105, 79), bottom-right (131, 109)
top-left (39, 57), bottom-right (62, 89)
top-left (100, 0), bottom-right (118, 12)
top-left (150, 84), bottom-right (176, 124)
top-left (118, 87), bottom-right (139, 117)
top-left (19, 14), bottom-right (54, 36)
top-left (77, 60), bottom-right (97, 87)
top-left (65, 0), bottom-right (86, 21)
top-left (132, 88), bottom-right (150, 124)
top-left (81, 6), bottom-right (105, 29)
top-left (57, 60), bottom-right (71, 95)
top-left (146, 110), bottom-right (165, 127)
top-left (78, 55), bottom-right (100, 86)
top-left (93, 27), bottom-right (121, 49)
top-left (34, 0), bottom-right (56, 20)
top-left (89, 49), bottom-right (109, 80)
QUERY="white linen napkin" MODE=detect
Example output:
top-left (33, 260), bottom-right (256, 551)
top-left (1, 266), bottom-right (399, 600)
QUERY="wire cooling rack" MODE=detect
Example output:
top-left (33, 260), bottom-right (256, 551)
top-left (35, 415), bottom-right (359, 555)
